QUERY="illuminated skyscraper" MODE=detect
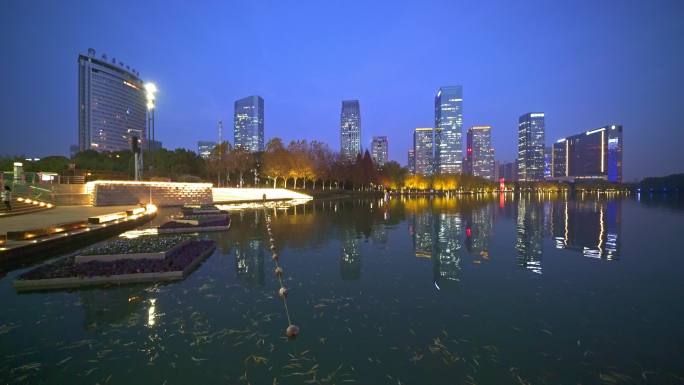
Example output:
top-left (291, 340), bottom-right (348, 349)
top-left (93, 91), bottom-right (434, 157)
top-left (340, 100), bottom-right (361, 161)
top-left (414, 128), bottom-right (441, 175)
top-left (370, 136), bottom-right (388, 166)
top-left (466, 125), bottom-right (495, 180)
top-left (517, 112), bottom-right (546, 181)
top-left (408, 149), bottom-right (416, 174)
top-left (544, 147), bottom-right (552, 180)
top-left (551, 125), bottom-right (623, 182)
top-left (435, 86), bottom-right (463, 174)
top-left (197, 141), bottom-right (216, 159)
top-left (234, 95), bottom-right (264, 152)
top-left (78, 48), bottom-right (146, 152)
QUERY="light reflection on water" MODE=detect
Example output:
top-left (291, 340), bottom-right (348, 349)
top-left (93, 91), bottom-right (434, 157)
top-left (1, 195), bottom-right (683, 384)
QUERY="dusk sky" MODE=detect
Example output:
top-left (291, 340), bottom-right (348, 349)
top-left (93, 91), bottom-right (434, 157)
top-left (1, 0), bottom-right (683, 181)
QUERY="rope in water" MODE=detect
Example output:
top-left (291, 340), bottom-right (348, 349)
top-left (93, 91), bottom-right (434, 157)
top-left (264, 208), bottom-right (299, 338)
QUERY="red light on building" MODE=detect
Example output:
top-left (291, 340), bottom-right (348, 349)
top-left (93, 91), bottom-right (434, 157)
top-left (466, 227), bottom-right (472, 238)
top-left (499, 178), bottom-right (505, 192)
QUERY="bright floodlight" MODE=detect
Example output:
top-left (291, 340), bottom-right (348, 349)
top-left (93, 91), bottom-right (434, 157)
top-left (144, 82), bottom-right (157, 94)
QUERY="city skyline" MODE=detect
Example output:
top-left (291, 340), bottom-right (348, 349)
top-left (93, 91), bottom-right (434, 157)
top-left (1, 1), bottom-right (683, 180)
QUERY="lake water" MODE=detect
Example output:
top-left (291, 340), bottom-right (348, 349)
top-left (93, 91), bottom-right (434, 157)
top-left (1, 194), bottom-right (683, 384)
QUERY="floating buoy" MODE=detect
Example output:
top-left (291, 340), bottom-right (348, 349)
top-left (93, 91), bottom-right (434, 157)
top-left (275, 266), bottom-right (283, 277)
top-left (286, 324), bottom-right (300, 338)
top-left (278, 287), bottom-right (288, 298)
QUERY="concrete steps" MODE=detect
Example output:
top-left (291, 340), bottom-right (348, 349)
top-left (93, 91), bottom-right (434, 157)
top-left (0, 198), bottom-right (54, 218)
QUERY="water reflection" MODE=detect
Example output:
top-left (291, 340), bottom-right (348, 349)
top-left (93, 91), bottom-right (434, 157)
top-left (216, 195), bottom-right (623, 284)
top-left (80, 286), bottom-right (149, 330)
top-left (235, 239), bottom-right (265, 286)
top-left (340, 228), bottom-right (361, 280)
top-left (515, 197), bottom-right (545, 274)
top-left (550, 200), bottom-right (621, 260)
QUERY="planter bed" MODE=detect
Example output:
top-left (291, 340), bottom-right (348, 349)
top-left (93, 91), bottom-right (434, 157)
top-left (79, 234), bottom-right (191, 256)
top-left (74, 239), bottom-right (191, 263)
top-left (13, 239), bottom-right (215, 292)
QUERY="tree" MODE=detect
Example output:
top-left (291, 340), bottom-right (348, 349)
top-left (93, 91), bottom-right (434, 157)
top-left (378, 161), bottom-right (407, 190)
top-left (208, 141), bottom-right (233, 186)
top-left (287, 140), bottom-right (312, 189)
top-left (263, 138), bottom-right (289, 188)
top-left (228, 147), bottom-right (254, 187)
top-left (309, 141), bottom-right (334, 189)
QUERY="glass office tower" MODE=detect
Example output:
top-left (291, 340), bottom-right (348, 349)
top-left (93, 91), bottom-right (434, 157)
top-left (435, 86), bottom-right (463, 174)
top-left (234, 95), bottom-right (264, 152)
top-left (78, 48), bottom-right (147, 152)
top-left (340, 100), bottom-right (361, 161)
top-left (466, 125), bottom-right (495, 180)
top-left (408, 150), bottom-right (416, 174)
top-left (370, 136), bottom-right (388, 166)
top-left (517, 112), bottom-right (546, 181)
top-left (414, 128), bottom-right (441, 175)
top-left (551, 125), bottom-right (623, 182)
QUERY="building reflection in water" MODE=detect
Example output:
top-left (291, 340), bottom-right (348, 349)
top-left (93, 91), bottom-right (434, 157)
top-left (551, 199), bottom-right (621, 260)
top-left (340, 229), bottom-right (361, 280)
top-left (235, 238), bottom-right (265, 286)
top-left (515, 197), bottom-right (545, 274)
top-left (80, 286), bottom-right (149, 330)
top-left (464, 205), bottom-right (492, 255)
top-left (410, 203), bottom-right (463, 288)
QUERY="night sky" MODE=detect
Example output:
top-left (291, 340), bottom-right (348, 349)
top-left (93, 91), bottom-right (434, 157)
top-left (1, 0), bottom-right (683, 181)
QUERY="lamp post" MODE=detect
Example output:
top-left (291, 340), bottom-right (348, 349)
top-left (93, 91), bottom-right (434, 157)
top-left (129, 129), bottom-right (143, 181)
top-left (217, 120), bottom-right (223, 187)
top-left (145, 83), bottom-right (157, 151)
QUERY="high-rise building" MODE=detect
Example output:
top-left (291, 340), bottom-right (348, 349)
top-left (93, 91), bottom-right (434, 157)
top-left (78, 48), bottom-right (147, 152)
top-left (551, 125), bottom-right (623, 182)
top-left (517, 112), bottom-right (546, 181)
top-left (234, 95), bottom-right (264, 152)
top-left (466, 126), bottom-right (495, 180)
top-left (340, 100), bottom-right (361, 161)
top-left (408, 149), bottom-right (416, 174)
top-left (370, 136), bottom-right (388, 166)
top-left (544, 147), bottom-right (552, 180)
top-left (414, 128), bottom-right (441, 175)
top-left (197, 141), bottom-right (217, 159)
top-left (435, 86), bottom-right (463, 174)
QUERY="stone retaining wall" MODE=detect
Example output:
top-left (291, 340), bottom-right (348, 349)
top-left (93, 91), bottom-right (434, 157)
top-left (89, 181), bottom-right (213, 206)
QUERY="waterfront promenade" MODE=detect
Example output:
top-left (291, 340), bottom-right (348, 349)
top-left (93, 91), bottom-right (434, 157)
top-left (0, 205), bottom-right (134, 233)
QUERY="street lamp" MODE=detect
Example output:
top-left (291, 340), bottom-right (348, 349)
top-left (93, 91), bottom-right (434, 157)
top-left (145, 82), bottom-right (157, 150)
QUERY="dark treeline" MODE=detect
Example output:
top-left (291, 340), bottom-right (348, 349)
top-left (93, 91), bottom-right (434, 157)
top-left (636, 174), bottom-right (684, 192)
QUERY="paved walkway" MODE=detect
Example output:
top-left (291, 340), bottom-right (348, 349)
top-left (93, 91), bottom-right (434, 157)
top-left (0, 205), bottom-right (135, 233)
top-left (212, 188), bottom-right (312, 203)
